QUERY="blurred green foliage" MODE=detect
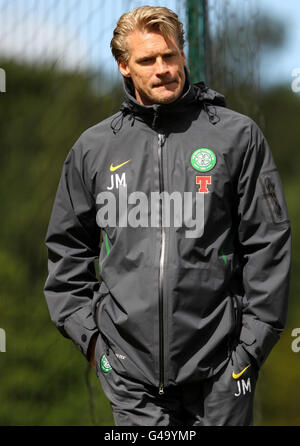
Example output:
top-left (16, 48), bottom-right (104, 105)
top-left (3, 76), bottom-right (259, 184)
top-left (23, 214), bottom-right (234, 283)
top-left (0, 61), bottom-right (121, 426)
top-left (0, 59), bottom-right (299, 426)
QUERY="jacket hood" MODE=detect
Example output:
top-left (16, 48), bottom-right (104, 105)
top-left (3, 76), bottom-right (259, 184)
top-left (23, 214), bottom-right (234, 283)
top-left (111, 67), bottom-right (226, 134)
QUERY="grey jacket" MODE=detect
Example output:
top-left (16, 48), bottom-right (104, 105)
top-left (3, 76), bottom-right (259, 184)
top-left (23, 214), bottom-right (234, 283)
top-left (44, 72), bottom-right (291, 394)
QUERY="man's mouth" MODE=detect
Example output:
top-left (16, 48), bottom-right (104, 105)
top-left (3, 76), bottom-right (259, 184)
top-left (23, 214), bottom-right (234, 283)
top-left (153, 80), bottom-right (177, 88)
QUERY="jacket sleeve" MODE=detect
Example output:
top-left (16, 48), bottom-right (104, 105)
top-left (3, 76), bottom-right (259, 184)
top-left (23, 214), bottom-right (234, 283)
top-left (44, 139), bottom-right (100, 359)
top-left (236, 120), bottom-right (292, 368)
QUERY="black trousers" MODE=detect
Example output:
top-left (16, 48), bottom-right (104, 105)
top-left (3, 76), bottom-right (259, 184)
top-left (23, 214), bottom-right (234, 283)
top-left (95, 337), bottom-right (259, 426)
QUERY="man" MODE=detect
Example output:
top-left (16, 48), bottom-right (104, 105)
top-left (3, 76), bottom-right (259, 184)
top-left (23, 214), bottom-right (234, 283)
top-left (44, 6), bottom-right (291, 426)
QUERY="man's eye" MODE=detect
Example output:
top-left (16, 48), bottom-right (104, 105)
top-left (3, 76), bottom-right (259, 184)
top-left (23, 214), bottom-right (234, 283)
top-left (140, 58), bottom-right (154, 64)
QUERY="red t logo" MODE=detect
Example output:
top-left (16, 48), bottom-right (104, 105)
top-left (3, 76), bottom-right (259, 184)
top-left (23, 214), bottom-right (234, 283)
top-left (196, 176), bottom-right (211, 193)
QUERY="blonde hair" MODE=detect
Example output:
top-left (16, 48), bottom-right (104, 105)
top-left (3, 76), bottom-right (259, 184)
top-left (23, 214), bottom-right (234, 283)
top-left (111, 6), bottom-right (185, 63)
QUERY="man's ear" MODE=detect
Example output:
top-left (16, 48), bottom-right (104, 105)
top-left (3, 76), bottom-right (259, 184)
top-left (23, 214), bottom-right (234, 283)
top-left (181, 50), bottom-right (186, 65)
top-left (118, 59), bottom-right (131, 78)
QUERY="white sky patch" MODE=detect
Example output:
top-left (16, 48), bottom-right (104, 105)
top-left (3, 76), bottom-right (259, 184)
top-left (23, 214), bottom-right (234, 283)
top-left (0, 9), bottom-right (88, 70)
top-left (257, 0), bottom-right (300, 87)
top-left (0, 0), bottom-right (299, 87)
top-left (0, 0), bottom-right (185, 77)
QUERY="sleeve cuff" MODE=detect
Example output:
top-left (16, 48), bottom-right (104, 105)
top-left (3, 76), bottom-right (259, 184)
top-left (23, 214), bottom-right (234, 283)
top-left (63, 304), bottom-right (99, 358)
top-left (239, 314), bottom-right (280, 368)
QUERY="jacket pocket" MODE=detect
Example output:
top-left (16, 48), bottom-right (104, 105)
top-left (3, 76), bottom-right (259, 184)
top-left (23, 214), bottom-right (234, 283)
top-left (91, 280), bottom-right (109, 326)
top-left (91, 281), bottom-right (111, 362)
top-left (230, 294), bottom-right (243, 342)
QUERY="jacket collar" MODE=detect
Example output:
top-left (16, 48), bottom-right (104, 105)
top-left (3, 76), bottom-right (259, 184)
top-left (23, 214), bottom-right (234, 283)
top-left (121, 66), bottom-right (198, 118)
top-left (110, 68), bottom-right (226, 134)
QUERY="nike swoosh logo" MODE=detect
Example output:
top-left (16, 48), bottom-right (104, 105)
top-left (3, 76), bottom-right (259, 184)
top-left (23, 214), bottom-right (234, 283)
top-left (110, 160), bottom-right (131, 172)
top-left (232, 364), bottom-right (251, 379)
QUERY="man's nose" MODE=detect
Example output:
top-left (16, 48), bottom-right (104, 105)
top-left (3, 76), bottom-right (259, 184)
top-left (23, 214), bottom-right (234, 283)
top-left (155, 57), bottom-right (169, 76)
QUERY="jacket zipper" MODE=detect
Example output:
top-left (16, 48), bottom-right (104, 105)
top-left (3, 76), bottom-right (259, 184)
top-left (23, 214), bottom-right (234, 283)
top-left (265, 177), bottom-right (282, 218)
top-left (157, 133), bottom-right (166, 395)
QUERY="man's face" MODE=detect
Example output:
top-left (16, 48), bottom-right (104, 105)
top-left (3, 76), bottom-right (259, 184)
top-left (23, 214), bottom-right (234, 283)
top-left (118, 30), bottom-right (186, 106)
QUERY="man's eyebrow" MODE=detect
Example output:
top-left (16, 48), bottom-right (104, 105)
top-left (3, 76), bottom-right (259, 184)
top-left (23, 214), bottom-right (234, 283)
top-left (135, 50), bottom-right (177, 63)
top-left (135, 55), bottom-right (155, 63)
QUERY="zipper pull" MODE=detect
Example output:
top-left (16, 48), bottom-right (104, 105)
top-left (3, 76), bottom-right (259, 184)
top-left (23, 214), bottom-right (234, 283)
top-left (265, 177), bottom-right (282, 218)
top-left (158, 384), bottom-right (164, 395)
top-left (158, 133), bottom-right (166, 147)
